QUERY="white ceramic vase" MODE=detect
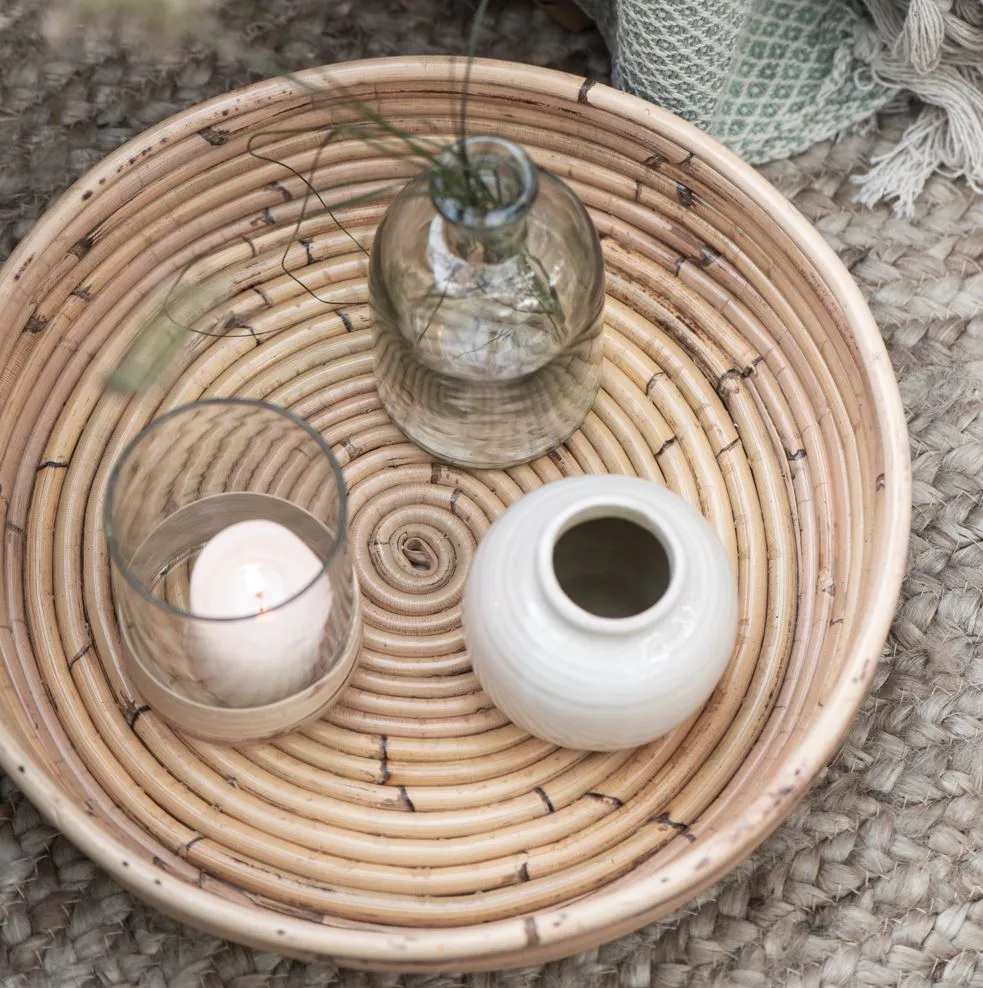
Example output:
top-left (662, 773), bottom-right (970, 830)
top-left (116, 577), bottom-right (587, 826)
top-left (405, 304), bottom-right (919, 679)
top-left (463, 475), bottom-right (739, 750)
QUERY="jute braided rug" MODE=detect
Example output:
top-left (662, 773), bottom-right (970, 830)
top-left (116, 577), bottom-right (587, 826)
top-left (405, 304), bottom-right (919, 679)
top-left (2, 2), bottom-right (982, 985)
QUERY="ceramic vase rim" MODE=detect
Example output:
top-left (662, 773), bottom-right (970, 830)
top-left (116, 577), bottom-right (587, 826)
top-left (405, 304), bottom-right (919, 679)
top-left (535, 490), bottom-right (688, 636)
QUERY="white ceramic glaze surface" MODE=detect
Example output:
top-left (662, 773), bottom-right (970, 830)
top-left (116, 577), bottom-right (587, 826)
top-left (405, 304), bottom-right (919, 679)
top-left (464, 475), bottom-right (739, 750)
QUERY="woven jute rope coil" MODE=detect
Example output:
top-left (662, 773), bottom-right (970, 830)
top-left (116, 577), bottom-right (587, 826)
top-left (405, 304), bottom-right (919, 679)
top-left (0, 57), bottom-right (909, 971)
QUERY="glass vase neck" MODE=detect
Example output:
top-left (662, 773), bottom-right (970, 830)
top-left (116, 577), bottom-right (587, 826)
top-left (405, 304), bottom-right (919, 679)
top-left (430, 136), bottom-right (538, 263)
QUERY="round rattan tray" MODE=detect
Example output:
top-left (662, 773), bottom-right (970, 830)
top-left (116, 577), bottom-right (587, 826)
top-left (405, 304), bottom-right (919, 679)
top-left (0, 57), bottom-right (909, 971)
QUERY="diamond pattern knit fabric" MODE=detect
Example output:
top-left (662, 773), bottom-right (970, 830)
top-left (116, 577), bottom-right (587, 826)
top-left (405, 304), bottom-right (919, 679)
top-left (577, 0), bottom-right (895, 162)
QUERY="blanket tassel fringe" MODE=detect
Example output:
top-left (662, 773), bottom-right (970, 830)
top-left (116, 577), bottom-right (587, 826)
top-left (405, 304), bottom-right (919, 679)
top-left (855, 0), bottom-right (983, 215)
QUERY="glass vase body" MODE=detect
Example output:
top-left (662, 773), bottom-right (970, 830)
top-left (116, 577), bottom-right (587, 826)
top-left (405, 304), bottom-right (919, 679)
top-left (369, 137), bottom-right (605, 469)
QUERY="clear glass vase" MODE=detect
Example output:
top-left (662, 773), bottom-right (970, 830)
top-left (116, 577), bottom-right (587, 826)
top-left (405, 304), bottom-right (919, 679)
top-left (369, 136), bottom-right (606, 469)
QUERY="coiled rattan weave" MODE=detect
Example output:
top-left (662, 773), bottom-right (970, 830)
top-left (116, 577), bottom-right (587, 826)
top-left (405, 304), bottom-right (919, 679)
top-left (0, 58), bottom-right (909, 971)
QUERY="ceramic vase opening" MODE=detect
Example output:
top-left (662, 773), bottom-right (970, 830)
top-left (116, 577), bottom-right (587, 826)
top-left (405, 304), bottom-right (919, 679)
top-left (552, 515), bottom-right (673, 620)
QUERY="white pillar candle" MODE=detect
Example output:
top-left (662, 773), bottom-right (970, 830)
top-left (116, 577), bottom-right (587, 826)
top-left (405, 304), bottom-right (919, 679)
top-left (188, 520), bottom-right (333, 708)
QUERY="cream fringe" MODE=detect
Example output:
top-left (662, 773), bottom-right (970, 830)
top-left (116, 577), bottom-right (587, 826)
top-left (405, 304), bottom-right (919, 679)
top-left (855, 0), bottom-right (983, 215)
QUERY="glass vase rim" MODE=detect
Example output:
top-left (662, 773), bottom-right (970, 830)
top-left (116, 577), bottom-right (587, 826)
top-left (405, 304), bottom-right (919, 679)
top-left (430, 135), bottom-right (539, 231)
top-left (103, 396), bottom-right (349, 623)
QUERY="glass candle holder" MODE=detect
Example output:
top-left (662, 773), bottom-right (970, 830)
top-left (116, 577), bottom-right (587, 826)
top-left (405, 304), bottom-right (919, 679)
top-left (104, 398), bottom-right (361, 742)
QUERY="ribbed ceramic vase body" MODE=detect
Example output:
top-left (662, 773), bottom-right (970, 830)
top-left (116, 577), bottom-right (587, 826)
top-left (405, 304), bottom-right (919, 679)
top-left (369, 137), bottom-right (605, 469)
top-left (464, 476), bottom-right (739, 750)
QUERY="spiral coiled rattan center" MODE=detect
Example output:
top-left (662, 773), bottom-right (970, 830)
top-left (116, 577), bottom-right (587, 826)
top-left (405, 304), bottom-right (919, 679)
top-left (0, 60), bottom-right (905, 966)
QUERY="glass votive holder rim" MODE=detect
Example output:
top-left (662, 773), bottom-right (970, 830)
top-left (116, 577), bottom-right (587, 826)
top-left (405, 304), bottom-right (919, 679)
top-left (103, 396), bottom-right (348, 623)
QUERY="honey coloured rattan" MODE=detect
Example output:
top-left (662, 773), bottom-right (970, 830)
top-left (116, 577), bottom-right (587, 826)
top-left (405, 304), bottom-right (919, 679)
top-left (0, 58), bottom-right (909, 972)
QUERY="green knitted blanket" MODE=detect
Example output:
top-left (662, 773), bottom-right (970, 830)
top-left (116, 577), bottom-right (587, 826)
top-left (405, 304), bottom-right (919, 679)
top-left (577, 0), bottom-right (983, 214)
